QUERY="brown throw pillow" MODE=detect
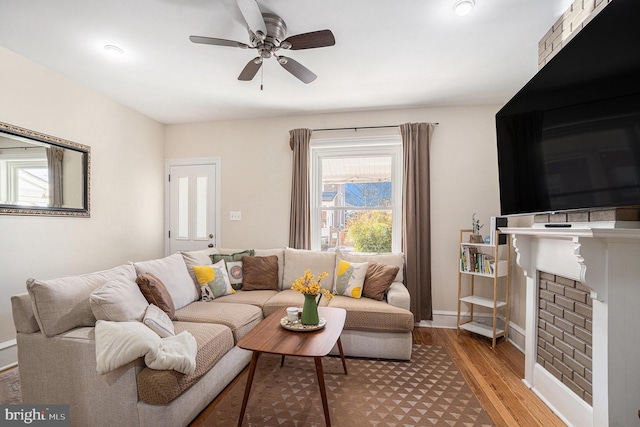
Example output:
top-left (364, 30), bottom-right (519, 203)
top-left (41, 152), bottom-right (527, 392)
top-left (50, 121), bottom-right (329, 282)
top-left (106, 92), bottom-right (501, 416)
top-left (362, 263), bottom-right (400, 301)
top-left (241, 255), bottom-right (279, 291)
top-left (135, 273), bottom-right (176, 319)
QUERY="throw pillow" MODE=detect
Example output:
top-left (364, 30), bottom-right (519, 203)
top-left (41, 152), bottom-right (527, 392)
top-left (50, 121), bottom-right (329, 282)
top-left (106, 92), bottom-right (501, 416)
top-left (192, 260), bottom-right (234, 300)
top-left (335, 248), bottom-right (405, 283)
top-left (133, 253), bottom-right (200, 310)
top-left (241, 255), bottom-right (279, 291)
top-left (362, 262), bottom-right (400, 301)
top-left (135, 273), bottom-right (176, 319)
top-left (210, 249), bottom-right (255, 290)
top-left (333, 259), bottom-right (369, 299)
top-left (90, 277), bottom-right (149, 322)
top-left (143, 304), bottom-right (175, 338)
top-left (226, 260), bottom-right (244, 289)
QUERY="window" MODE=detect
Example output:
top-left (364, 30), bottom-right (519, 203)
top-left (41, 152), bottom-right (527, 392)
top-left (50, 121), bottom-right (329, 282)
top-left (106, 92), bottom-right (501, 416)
top-left (0, 157), bottom-right (49, 206)
top-left (310, 134), bottom-right (402, 252)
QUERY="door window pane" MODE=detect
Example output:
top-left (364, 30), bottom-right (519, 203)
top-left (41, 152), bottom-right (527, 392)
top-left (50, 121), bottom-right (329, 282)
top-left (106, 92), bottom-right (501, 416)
top-left (195, 176), bottom-right (207, 239)
top-left (178, 177), bottom-right (189, 239)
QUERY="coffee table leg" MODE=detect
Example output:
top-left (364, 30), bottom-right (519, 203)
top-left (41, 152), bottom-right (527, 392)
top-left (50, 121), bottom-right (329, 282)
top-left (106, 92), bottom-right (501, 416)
top-left (336, 337), bottom-right (348, 375)
top-left (238, 351), bottom-right (261, 427)
top-left (314, 357), bottom-right (331, 427)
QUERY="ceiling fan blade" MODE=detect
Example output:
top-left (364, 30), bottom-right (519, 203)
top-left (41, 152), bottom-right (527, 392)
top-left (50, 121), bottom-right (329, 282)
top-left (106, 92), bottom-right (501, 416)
top-left (189, 35), bottom-right (250, 49)
top-left (278, 56), bottom-right (317, 84)
top-left (283, 30), bottom-right (335, 50)
top-left (238, 58), bottom-right (262, 81)
top-left (237, 0), bottom-right (267, 36)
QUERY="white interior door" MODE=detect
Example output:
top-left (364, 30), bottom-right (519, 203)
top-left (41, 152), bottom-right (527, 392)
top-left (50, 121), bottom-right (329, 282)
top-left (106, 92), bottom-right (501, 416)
top-left (166, 159), bottom-right (220, 255)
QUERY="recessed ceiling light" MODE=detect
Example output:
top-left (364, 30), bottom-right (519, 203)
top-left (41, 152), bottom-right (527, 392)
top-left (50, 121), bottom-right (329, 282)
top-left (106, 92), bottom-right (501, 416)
top-left (453, 0), bottom-right (475, 16)
top-left (103, 44), bottom-right (124, 56)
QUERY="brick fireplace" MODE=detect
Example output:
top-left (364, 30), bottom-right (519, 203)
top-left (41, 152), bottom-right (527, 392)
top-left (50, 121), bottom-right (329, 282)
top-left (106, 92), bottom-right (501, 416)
top-left (504, 225), bottom-right (640, 427)
top-left (537, 272), bottom-right (592, 405)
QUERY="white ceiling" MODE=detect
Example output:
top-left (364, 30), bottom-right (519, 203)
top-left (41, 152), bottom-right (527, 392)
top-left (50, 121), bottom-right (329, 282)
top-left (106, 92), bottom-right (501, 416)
top-left (0, 0), bottom-right (572, 125)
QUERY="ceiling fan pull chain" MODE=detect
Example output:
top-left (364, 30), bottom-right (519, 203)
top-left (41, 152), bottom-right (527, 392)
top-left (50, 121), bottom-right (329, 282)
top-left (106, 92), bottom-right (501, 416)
top-left (260, 65), bottom-right (264, 91)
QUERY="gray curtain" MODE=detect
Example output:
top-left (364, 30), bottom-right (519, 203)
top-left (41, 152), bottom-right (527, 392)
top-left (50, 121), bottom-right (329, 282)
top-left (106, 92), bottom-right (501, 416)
top-left (46, 146), bottom-right (64, 208)
top-left (400, 122), bottom-right (436, 322)
top-left (288, 128), bottom-right (313, 249)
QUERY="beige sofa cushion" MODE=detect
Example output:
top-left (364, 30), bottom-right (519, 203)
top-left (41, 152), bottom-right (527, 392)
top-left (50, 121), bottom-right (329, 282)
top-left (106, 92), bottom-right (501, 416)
top-left (174, 301), bottom-right (263, 342)
top-left (336, 248), bottom-right (405, 282)
top-left (282, 248), bottom-right (336, 291)
top-left (137, 321), bottom-right (234, 405)
top-left (328, 295), bottom-right (414, 333)
top-left (133, 254), bottom-right (199, 311)
top-left (26, 264), bottom-right (136, 337)
top-left (262, 289), bottom-right (330, 318)
top-left (210, 290), bottom-right (278, 310)
top-left (89, 277), bottom-right (149, 322)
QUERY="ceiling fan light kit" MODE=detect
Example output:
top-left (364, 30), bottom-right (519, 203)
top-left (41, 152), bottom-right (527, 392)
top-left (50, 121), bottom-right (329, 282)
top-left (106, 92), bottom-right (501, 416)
top-left (453, 0), bottom-right (475, 16)
top-left (190, 0), bottom-right (335, 85)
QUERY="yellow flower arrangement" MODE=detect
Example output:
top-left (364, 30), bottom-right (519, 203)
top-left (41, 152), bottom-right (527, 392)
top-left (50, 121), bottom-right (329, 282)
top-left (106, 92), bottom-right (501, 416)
top-left (291, 269), bottom-right (334, 300)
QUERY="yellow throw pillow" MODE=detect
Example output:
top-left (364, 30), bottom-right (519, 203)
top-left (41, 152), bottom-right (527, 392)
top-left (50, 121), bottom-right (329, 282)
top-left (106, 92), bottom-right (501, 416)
top-left (333, 259), bottom-right (369, 299)
top-left (192, 260), bottom-right (234, 301)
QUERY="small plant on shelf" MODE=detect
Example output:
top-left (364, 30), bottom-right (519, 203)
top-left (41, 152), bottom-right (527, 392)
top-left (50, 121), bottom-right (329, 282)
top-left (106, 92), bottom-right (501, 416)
top-left (472, 213), bottom-right (484, 234)
top-left (470, 213), bottom-right (485, 243)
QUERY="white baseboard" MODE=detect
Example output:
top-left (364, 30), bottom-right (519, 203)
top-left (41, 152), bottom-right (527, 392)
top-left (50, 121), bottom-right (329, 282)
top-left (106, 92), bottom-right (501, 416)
top-left (416, 310), bottom-right (526, 353)
top-left (0, 339), bottom-right (18, 371)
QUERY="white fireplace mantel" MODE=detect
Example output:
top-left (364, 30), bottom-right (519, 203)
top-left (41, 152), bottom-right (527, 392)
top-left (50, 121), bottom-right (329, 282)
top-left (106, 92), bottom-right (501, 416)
top-left (503, 226), bottom-right (640, 427)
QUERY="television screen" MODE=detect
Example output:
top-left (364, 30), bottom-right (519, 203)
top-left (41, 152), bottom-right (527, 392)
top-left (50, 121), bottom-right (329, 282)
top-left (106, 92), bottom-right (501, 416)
top-left (495, 0), bottom-right (640, 216)
top-left (497, 93), bottom-right (640, 215)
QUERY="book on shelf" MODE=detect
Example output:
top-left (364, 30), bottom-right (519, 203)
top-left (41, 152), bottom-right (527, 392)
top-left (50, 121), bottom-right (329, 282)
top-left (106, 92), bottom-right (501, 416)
top-left (460, 246), bottom-right (495, 274)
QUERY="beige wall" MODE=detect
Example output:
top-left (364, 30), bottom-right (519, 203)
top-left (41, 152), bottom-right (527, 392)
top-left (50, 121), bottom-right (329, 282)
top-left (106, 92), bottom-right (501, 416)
top-left (0, 47), bottom-right (166, 348)
top-left (165, 105), bottom-right (528, 327)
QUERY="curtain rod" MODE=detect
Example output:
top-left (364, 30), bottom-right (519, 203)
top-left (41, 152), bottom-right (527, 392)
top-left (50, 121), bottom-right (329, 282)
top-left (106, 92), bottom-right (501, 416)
top-left (312, 123), bottom-right (439, 132)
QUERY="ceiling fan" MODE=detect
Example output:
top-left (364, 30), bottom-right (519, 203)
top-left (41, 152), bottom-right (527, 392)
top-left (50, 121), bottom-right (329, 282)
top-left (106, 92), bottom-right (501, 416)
top-left (190, 0), bottom-right (335, 84)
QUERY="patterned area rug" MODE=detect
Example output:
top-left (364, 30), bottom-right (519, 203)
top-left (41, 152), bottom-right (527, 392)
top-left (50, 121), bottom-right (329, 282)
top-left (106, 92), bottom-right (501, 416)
top-left (0, 367), bottom-right (21, 405)
top-left (201, 345), bottom-right (494, 426)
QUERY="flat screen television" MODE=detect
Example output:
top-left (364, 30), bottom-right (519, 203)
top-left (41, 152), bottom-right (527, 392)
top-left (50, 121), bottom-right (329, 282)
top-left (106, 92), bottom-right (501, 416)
top-left (495, 0), bottom-right (640, 216)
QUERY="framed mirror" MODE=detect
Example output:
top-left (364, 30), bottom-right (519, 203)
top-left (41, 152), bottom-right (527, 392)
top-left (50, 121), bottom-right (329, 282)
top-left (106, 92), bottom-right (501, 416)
top-left (0, 122), bottom-right (90, 217)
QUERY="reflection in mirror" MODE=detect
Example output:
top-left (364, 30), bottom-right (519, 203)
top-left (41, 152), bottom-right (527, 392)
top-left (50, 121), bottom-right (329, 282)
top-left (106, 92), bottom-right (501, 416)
top-left (0, 122), bottom-right (90, 216)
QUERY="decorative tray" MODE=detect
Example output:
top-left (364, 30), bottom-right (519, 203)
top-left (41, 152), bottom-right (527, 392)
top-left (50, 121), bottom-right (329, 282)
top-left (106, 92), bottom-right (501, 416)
top-left (280, 316), bottom-right (327, 332)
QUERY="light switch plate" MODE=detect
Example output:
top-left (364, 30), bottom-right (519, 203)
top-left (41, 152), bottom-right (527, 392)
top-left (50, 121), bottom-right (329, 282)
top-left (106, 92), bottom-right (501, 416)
top-left (230, 211), bottom-right (242, 221)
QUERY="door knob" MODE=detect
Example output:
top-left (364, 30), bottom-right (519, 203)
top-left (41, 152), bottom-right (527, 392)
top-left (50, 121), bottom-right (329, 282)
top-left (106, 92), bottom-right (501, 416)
top-left (208, 243), bottom-right (214, 248)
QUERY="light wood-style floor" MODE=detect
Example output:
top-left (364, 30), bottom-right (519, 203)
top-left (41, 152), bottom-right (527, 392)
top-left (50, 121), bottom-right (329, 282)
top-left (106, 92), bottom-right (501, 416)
top-left (414, 327), bottom-right (566, 427)
top-left (192, 327), bottom-right (566, 426)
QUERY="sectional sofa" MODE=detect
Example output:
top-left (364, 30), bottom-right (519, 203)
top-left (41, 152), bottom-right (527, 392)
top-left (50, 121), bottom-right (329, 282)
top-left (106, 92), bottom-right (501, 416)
top-left (11, 246), bottom-right (414, 427)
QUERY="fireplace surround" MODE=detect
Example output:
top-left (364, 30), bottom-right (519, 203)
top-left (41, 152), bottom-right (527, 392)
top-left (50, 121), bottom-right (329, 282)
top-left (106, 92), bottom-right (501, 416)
top-left (503, 225), bottom-right (640, 427)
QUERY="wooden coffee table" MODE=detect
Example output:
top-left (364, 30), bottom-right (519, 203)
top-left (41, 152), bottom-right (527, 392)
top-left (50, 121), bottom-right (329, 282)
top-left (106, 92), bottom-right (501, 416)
top-left (236, 306), bottom-right (348, 427)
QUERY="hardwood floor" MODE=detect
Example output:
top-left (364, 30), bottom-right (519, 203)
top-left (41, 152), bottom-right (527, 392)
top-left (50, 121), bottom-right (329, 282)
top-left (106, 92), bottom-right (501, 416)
top-left (415, 327), bottom-right (566, 427)
top-left (192, 327), bottom-right (566, 426)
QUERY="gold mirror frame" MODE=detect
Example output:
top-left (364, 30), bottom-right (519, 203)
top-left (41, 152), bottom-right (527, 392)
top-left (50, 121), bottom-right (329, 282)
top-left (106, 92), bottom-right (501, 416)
top-left (0, 122), bottom-right (90, 217)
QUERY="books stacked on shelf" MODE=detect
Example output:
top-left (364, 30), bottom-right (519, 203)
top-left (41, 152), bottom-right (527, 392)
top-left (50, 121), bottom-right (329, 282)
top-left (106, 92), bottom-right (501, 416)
top-left (460, 246), bottom-right (495, 274)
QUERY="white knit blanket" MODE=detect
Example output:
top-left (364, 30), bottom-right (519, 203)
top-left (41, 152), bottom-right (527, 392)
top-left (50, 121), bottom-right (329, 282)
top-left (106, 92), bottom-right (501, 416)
top-left (95, 320), bottom-right (197, 375)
